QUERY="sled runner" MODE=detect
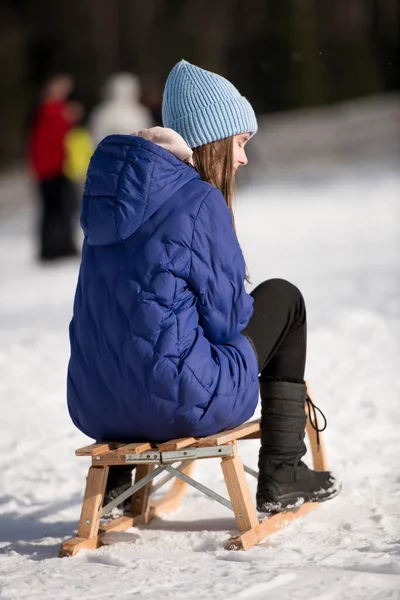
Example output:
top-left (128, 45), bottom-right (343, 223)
top-left (60, 391), bottom-right (327, 556)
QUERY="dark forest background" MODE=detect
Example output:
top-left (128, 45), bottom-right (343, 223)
top-left (0, 0), bottom-right (398, 167)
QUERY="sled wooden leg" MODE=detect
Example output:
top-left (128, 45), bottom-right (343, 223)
top-left (77, 466), bottom-right (109, 538)
top-left (60, 465), bottom-right (109, 557)
top-left (221, 454), bottom-right (259, 533)
top-left (131, 464), bottom-right (154, 524)
top-left (221, 449), bottom-right (322, 551)
top-left (61, 515), bottom-right (137, 557)
top-left (150, 461), bottom-right (195, 518)
top-left (60, 536), bottom-right (100, 557)
top-left (306, 383), bottom-right (328, 472)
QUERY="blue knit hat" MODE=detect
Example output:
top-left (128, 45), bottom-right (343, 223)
top-left (162, 60), bottom-right (257, 149)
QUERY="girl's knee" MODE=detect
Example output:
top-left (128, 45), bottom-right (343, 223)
top-left (253, 278), bottom-right (304, 304)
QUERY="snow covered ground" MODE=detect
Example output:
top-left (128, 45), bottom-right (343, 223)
top-left (0, 167), bottom-right (399, 599)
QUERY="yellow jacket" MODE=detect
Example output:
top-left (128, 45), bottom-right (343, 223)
top-left (63, 127), bottom-right (94, 182)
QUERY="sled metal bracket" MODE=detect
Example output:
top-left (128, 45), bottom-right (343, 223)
top-left (124, 445), bottom-right (234, 464)
top-left (101, 465), bottom-right (167, 517)
top-left (164, 464), bottom-right (233, 512)
top-left (161, 444), bottom-right (234, 463)
top-left (101, 456), bottom-right (234, 516)
top-left (243, 465), bottom-right (259, 479)
top-left (150, 460), bottom-right (196, 495)
top-left (125, 451), bottom-right (161, 463)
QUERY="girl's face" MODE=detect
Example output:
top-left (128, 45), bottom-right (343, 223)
top-left (232, 133), bottom-right (250, 175)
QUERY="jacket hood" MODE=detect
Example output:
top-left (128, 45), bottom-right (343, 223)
top-left (81, 134), bottom-right (200, 246)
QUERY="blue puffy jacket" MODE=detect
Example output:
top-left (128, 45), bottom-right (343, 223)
top-left (67, 135), bottom-right (259, 442)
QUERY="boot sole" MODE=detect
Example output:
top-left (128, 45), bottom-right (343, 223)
top-left (257, 483), bottom-right (341, 514)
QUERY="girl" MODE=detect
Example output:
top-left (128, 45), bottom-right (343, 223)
top-left (67, 60), bottom-right (339, 513)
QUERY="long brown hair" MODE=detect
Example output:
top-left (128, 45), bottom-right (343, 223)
top-left (192, 136), bottom-right (250, 282)
top-left (192, 136), bottom-right (237, 231)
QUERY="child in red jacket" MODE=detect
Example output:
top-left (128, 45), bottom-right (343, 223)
top-left (28, 74), bottom-right (78, 261)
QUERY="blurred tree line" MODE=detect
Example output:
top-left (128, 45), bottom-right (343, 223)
top-left (0, 0), bottom-right (398, 167)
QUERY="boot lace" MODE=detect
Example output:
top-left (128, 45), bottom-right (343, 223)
top-left (306, 394), bottom-right (327, 449)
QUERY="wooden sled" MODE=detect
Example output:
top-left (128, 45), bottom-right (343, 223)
top-left (61, 389), bottom-right (327, 556)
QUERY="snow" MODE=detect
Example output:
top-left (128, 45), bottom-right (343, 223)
top-left (0, 168), bottom-right (399, 599)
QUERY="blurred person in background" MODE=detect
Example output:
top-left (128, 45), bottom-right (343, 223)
top-left (28, 73), bottom-right (78, 262)
top-left (67, 61), bottom-right (339, 514)
top-left (89, 72), bottom-right (153, 146)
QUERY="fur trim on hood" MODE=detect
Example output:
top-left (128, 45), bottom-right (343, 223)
top-left (132, 126), bottom-right (194, 165)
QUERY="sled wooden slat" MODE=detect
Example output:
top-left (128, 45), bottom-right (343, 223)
top-left (157, 437), bottom-right (197, 452)
top-left (75, 443), bottom-right (112, 456)
top-left (61, 387), bottom-right (330, 557)
top-left (240, 430), bottom-right (261, 440)
top-left (117, 442), bottom-right (153, 456)
top-left (75, 441), bottom-right (128, 456)
top-left (196, 419), bottom-right (261, 447)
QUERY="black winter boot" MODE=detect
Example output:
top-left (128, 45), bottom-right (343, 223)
top-left (103, 466), bottom-right (135, 515)
top-left (256, 380), bottom-right (340, 513)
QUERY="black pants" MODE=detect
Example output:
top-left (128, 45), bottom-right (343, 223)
top-left (38, 175), bottom-right (78, 261)
top-left (243, 279), bottom-right (307, 382)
